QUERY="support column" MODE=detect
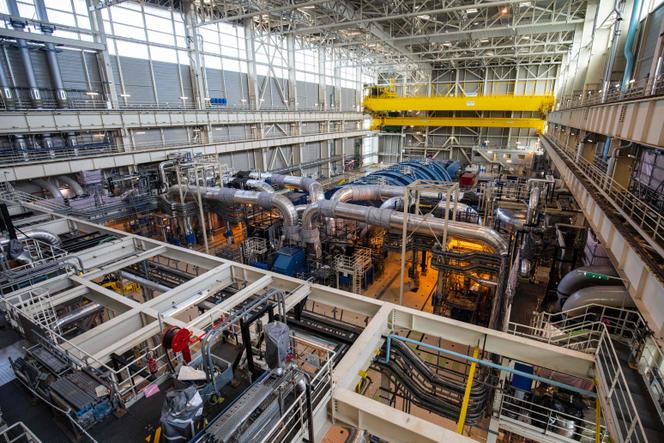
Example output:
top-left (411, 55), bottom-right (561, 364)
top-left (286, 35), bottom-right (297, 110)
top-left (183, 4), bottom-right (207, 110)
top-left (244, 19), bottom-right (259, 110)
top-left (318, 47), bottom-right (327, 110)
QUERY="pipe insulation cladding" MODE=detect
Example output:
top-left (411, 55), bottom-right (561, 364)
top-left (168, 185), bottom-right (300, 240)
top-left (302, 200), bottom-right (508, 255)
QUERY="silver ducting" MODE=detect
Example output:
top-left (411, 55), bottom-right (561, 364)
top-left (245, 179), bottom-right (275, 193)
top-left (380, 196), bottom-right (402, 210)
top-left (32, 178), bottom-right (63, 199)
top-left (556, 266), bottom-right (622, 308)
top-left (525, 186), bottom-right (540, 226)
top-left (251, 172), bottom-right (324, 203)
top-left (169, 185), bottom-right (299, 240)
top-left (302, 200), bottom-right (508, 255)
top-left (55, 303), bottom-right (103, 329)
top-left (0, 229), bottom-right (62, 247)
top-left (56, 175), bottom-right (85, 197)
top-left (331, 185), bottom-right (460, 204)
top-left (159, 160), bottom-right (176, 190)
top-left (562, 286), bottom-right (634, 315)
top-left (119, 271), bottom-right (172, 293)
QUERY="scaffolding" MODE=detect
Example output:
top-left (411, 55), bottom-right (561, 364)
top-left (335, 247), bottom-right (372, 294)
top-left (242, 237), bottom-right (269, 264)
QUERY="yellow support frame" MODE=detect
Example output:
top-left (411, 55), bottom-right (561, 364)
top-left (457, 346), bottom-right (480, 434)
top-left (372, 116), bottom-right (545, 132)
top-left (363, 94), bottom-right (554, 113)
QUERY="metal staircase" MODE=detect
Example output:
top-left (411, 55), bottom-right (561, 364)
top-left (508, 304), bottom-right (664, 442)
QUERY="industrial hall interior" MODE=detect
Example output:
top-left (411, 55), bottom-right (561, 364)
top-left (1, 0), bottom-right (664, 442)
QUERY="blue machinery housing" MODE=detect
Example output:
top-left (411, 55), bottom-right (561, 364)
top-left (349, 159), bottom-right (460, 186)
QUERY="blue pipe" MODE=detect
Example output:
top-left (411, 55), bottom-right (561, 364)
top-left (380, 334), bottom-right (597, 398)
top-left (621, 0), bottom-right (642, 91)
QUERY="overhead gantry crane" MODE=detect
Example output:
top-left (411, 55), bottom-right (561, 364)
top-left (364, 82), bottom-right (554, 132)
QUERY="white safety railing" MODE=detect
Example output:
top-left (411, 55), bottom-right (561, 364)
top-left (259, 336), bottom-right (335, 443)
top-left (498, 392), bottom-right (609, 443)
top-left (557, 75), bottom-right (664, 110)
top-left (507, 304), bottom-right (657, 443)
top-left (0, 421), bottom-right (42, 443)
top-left (543, 136), bottom-right (664, 257)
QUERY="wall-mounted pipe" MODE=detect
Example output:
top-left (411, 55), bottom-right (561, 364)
top-left (562, 286), bottom-right (634, 314)
top-left (6, 0), bottom-right (41, 108)
top-left (601, 0), bottom-right (625, 101)
top-left (302, 200), bottom-right (508, 255)
top-left (56, 175), bottom-right (85, 197)
top-left (250, 172), bottom-right (324, 203)
top-left (31, 178), bottom-right (63, 199)
top-left (34, 0), bottom-right (66, 107)
top-left (621, 0), bottom-right (642, 91)
top-left (169, 185), bottom-right (299, 240)
top-left (0, 50), bottom-right (16, 109)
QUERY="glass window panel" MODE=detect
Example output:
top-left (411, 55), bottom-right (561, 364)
top-left (116, 40), bottom-right (149, 59)
top-left (150, 45), bottom-right (176, 63)
top-left (111, 6), bottom-right (144, 27)
top-left (148, 30), bottom-right (174, 45)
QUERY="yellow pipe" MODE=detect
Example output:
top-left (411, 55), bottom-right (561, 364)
top-left (372, 116), bottom-right (545, 132)
top-left (456, 346), bottom-right (480, 434)
top-left (364, 94), bottom-right (554, 113)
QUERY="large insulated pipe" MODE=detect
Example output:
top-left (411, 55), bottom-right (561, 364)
top-left (331, 184), bottom-right (460, 204)
top-left (55, 303), bottom-right (104, 329)
top-left (525, 186), bottom-right (540, 226)
top-left (245, 179), bottom-right (275, 193)
top-left (119, 271), bottom-right (172, 293)
top-left (159, 160), bottom-right (176, 191)
top-left (34, 0), bottom-right (67, 108)
top-left (0, 50), bottom-right (16, 109)
top-left (56, 175), bottom-right (85, 197)
top-left (621, 0), bottom-right (642, 91)
top-left (250, 172), bottom-right (324, 203)
top-left (557, 266), bottom-right (622, 303)
top-left (562, 286), bottom-right (634, 314)
top-left (601, 0), bottom-right (625, 101)
top-left (169, 185), bottom-right (299, 240)
top-left (31, 178), bottom-right (63, 199)
top-left (0, 229), bottom-right (62, 248)
top-left (302, 200), bottom-right (508, 255)
top-left (6, 0), bottom-right (41, 108)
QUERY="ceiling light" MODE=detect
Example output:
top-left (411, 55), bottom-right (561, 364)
top-left (466, 8), bottom-right (478, 14)
top-left (480, 39), bottom-right (489, 43)
top-left (120, 93), bottom-right (131, 98)
top-left (501, 7), bottom-right (509, 14)
top-left (180, 96), bottom-right (189, 100)
top-left (522, 36), bottom-right (530, 40)
top-left (442, 42), bottom-right (451, 47)
top-left (417, 14), bottom-right (431, 20)
top-left (519, 2), bottom-right (532, 7)
top-left (134, 131), bottom-right (146, 135)
top-left (86, 91), bottom-right (99, 96)
top-left (300, 5), bottom-right (315, 9)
